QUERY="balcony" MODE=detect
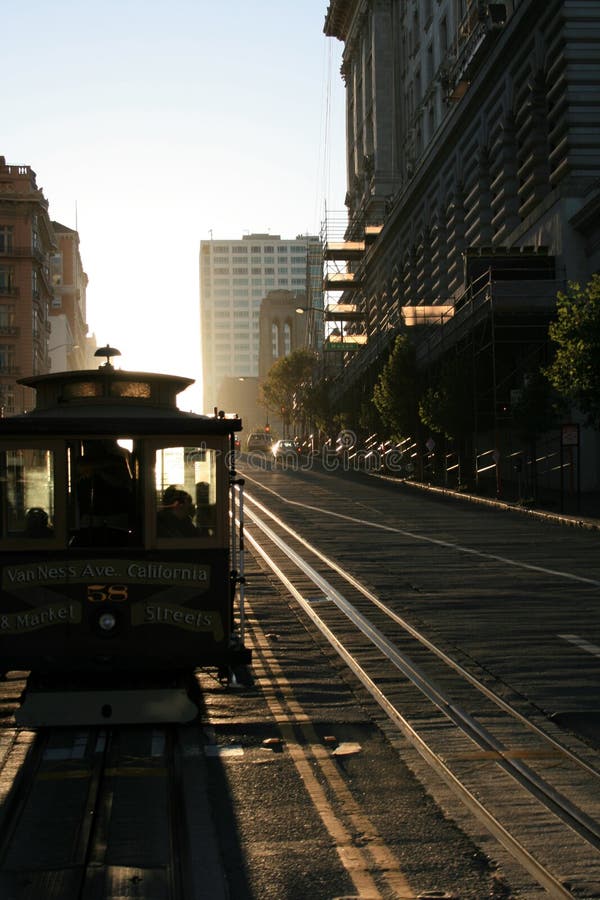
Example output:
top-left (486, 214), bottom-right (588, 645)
top-left (402, 305), bottom-right (455, 327)
top-left (323, 271), bottom-right (361, 291)
top-left (325, 303), bottom-right (365, 323)
top-left (444, 3), bottom-right (507, 101)
top-left (324, 241), bottom-right (366, 262)
top-left (1, 245), bottom-right (47, 264)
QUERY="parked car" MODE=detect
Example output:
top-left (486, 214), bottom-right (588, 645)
top-left (271, 439), bottom-right (299, 466)
top-left (246, 432), bottom-right (272, 453)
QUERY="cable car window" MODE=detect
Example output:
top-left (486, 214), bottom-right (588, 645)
top-left (61, 382), bottom-right (102, 399)
top-left (0, 447), bottom-right (55, 539)
top-left (67, 439), bottom-right (138, 547)
top-left (155, 445), bottom-right (218, 539)
top-left (110, 381), bottom-right (151, 398)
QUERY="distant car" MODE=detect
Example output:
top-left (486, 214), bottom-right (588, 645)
top-left (271, 439), bottom-right (298, 466)
top-left (246, 432), bottom-right (272, 453)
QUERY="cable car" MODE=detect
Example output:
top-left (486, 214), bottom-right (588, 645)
top-left (0, 348), bottom-right (249, 725)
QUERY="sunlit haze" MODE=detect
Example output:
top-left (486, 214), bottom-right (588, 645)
top-left (4, 0), bottom-right (346, 411)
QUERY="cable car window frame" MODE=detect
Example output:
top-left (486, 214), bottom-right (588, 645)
top-left (146, 435), bottom-right (231, 548)
top-left (0, 438), bottom-right (66, 549)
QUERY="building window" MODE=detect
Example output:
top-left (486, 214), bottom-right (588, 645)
top-left (272, 322), bottom-right (279, 358)
top-left (440, 15), bottom-right (448, 53)
top-left (0, 267), bottom-right (15, 290)
top-left (283, 322), bottom-right (291, 355)
top-left (427, 42), bottom-right (434, 84)
top-left (412, 7), bottom-right (420, 54)
top-left (0, 304), bottom-right (15, 327)
top-left (0, 226), bottom-right (14, 254)
top-left (0, 343), bottom-right (16, 373)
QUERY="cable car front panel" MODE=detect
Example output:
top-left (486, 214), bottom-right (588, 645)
top-left (0, 430), bottom-right (245, 676)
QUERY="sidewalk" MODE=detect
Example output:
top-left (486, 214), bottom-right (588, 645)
top-left (393, 479), bottom-right (600, 531)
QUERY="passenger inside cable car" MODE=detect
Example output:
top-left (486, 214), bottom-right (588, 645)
top-left (156, 485), bottom-right (198, 537)
top-left (24, 507), bottom-right (54, 538)
top-left (75, 439), bottom-right (135, 529)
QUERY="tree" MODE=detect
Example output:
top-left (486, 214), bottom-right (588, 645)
top-left (302, 376), bottom-right (336, 436)
top-left (511, 370), bottom-right (565, 500)
top-left (512, 371), bottom-right (564, 443)
top-left (372, 333), bottom-right (421, 438)
top-left (418, 353), bottom-right (474, 441)
top-left (261, 349), bottom-right (318, 432)
top-left (545, 274), bottom-right (600, 428)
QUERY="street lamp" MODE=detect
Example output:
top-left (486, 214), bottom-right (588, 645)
top-left (295, 305), bottom-right (325, 353)
top-left (48, 342), bottom-right (79, 353)
top-left (295, 305), bottom-right (322, 315)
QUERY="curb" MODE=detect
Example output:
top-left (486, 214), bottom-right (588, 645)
top-left (368, 472), bottom-right (600, 532)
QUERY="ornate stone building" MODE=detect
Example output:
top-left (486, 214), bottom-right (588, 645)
top-left (0, 158), bottom-right (56, 414)
top-left (49, 222), bottom-right (89, 373)
top-left (324, 0), bottom-right (600, 492)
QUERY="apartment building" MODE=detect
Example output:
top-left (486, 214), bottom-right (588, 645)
top-left (324, 0), bottom-right (600, 492)
top-left (0, 157), bottom-right (55, 414)
top-left (0, 158), bottom-right (91, 414)
top-left (199, 233), bottom-right (321, 415)
top-left (50, 221), bottom-right (89, 372)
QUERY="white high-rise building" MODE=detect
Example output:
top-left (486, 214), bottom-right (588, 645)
top-left (199, 233), bottom-right (320, 413)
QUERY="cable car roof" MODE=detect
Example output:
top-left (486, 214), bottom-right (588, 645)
top-left (1, 364), bottom-right (242, 435)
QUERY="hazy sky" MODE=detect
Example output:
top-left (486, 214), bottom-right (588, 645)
top-left (4, 0), bottom-right (346, 409)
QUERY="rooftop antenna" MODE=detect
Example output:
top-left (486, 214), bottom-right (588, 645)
top-left (94, 345), bottom-right (121, 369)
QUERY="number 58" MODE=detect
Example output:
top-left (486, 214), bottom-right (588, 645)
top-left (87, 584), bottom-right (128, 603)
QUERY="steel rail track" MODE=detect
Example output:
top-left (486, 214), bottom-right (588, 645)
top-left (242, 488), bottom-right (600, 899)
top-left (244, 487), bottom-right (600, 778)
top-left (0, 726), bottom-right (196, 899)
